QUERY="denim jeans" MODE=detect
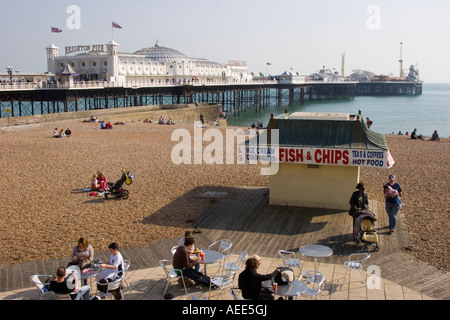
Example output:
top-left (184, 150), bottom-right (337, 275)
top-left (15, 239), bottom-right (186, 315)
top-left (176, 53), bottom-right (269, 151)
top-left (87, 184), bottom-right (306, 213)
top-left (75, 285), bottom-right (91, 300)
top-left (183, 268), bottom-right (211, 286)
top-left (385, 201), bottom-right (399, 230)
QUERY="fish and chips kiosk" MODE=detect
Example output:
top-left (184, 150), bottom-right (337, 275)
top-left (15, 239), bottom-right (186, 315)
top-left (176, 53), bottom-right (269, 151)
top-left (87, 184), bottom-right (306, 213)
top-left (239, 112), bottom-right (395, 210)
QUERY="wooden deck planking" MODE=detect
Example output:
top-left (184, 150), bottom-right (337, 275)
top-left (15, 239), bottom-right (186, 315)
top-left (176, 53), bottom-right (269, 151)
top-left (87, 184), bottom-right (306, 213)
top-left (1, 186), bottom-right (448, 299)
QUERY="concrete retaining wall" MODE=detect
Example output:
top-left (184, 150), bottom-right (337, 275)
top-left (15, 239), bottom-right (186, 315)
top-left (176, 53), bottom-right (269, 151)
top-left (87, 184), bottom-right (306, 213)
top-left (0, 103), bottom-right (224, 129)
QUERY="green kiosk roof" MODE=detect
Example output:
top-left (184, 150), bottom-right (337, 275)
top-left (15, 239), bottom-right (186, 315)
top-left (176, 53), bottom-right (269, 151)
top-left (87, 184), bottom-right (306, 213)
top-left (267, 112), bottom-right (388, 150)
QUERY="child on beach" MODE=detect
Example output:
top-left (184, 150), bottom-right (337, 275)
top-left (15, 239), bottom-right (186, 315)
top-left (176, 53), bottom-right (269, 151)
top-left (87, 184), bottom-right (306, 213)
top-left (90, 174), bottom-right (100, 190)
top-left (383, 185), bottom-right (404, 209)
top-left (97, 172), bottom-right (109, 191)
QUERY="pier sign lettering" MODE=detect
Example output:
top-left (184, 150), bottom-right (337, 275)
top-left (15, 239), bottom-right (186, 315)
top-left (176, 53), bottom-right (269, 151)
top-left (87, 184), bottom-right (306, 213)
top-left (65, 44), bottom-right (105, 55)
top-left (239, 146), bottom-right (394, 169)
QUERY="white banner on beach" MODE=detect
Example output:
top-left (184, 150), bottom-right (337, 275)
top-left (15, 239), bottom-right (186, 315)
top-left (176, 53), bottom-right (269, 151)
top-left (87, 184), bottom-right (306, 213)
top-left (238, 145), bottom-right (395, 169)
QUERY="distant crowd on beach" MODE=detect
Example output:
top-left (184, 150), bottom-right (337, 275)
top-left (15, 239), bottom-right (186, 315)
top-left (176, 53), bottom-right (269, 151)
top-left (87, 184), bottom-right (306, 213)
top-left (52, 127), bottom-right (72, 138)
top-left (242, 120), bottom-right (265, 135)
top-left (50, 110), bottom-right (227, 139)
top-left (391, 128), bottom-right (440, 141)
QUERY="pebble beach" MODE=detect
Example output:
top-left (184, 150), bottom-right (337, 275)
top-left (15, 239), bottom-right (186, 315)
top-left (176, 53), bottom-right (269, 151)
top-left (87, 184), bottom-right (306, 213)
top-left (0, 120), bottom-right (448, 272)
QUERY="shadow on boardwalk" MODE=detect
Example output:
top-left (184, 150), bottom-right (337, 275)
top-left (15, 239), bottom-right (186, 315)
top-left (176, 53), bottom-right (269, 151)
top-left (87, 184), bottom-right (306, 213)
top-left (1, 186), bottom-right (449, 299)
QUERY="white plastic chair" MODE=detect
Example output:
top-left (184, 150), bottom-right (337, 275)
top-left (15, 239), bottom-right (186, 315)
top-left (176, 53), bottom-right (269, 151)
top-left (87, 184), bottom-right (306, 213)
top-left (30, 275), bottom-right (55, 300)
top-left (277, 250), bottom-right (303, 278)
top-left (159, 259), bottom-right (188, 295)
top-left (208, 239), bottom-right (232, 254)
top-left (171, 246), bottom-right (178, 255)
top-left (209, 272), bottom-right (236, 299)
top-left (343, 253), bottom-right (370, 285)
top-left (222, 251), bottom-right (248, 274)
top-left (299, 271), bottom-right (325, 298)
top-left (183, 293), bottom-right (208, 300)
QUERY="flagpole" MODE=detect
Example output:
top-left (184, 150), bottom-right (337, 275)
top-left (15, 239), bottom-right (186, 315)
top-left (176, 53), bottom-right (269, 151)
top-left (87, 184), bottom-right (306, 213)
top-left (111, 21), bottom-right (114, 41)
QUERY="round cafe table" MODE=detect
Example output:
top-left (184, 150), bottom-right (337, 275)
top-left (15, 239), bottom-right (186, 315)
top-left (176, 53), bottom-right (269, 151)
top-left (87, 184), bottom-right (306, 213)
top-left (299, 245), bottom-right (333, 271)
top-left (68, 264), bottom-right (102, 292)
top-left (263, 280), bottom-right (307, 300)
top-left (195, 249), bottom-right (223, 276)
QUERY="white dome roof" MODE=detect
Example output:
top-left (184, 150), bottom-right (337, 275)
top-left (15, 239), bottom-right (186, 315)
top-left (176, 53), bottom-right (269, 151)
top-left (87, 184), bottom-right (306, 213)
top-left (134, 42), bottom-right (190, 63)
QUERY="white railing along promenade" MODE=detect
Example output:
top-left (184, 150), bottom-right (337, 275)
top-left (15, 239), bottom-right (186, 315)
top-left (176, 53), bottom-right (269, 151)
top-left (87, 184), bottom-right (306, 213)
top-left (0, 79), bottom-right (360, 92)
top-left (0, 79), bottom-right (279, 91)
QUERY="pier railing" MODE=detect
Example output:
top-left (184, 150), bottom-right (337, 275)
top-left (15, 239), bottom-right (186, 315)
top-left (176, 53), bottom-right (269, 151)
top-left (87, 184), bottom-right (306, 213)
top-left (0, 79), bottom-right (363, 91)
top-left (0, 79), bottom-right (282, 91)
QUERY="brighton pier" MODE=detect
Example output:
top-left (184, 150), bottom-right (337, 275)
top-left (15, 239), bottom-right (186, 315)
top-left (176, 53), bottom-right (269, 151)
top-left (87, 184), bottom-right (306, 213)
top-left (0, 41), bottom-right (422, 119)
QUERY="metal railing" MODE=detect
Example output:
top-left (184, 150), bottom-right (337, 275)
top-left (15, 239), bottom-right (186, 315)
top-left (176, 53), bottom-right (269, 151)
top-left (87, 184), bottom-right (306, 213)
top-left (0, 79), bottom-right (292, 91)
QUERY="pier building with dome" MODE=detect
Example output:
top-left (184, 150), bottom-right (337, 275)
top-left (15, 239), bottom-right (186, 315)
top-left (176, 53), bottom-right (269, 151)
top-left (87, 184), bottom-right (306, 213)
top-left (46, 40), bottom-right (252, 85)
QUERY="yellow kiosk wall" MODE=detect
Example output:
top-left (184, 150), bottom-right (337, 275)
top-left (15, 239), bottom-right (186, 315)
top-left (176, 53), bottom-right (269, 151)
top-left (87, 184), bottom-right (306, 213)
top-left (269, 163), bottom-right (360, 210)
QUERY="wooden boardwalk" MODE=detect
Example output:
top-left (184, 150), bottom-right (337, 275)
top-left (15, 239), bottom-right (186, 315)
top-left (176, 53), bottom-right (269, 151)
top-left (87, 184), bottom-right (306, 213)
top-left (1, 186), bottom-right (448, 299)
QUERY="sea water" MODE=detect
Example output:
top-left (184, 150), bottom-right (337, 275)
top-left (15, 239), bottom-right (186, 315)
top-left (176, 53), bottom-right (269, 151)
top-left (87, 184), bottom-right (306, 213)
top-left (227, 83), bottom-right (450, 138)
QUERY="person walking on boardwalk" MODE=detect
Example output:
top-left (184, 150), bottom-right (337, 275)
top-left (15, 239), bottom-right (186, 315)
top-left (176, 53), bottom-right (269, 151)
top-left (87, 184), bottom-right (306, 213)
top-left (384, 174), bottom-right (403, 233)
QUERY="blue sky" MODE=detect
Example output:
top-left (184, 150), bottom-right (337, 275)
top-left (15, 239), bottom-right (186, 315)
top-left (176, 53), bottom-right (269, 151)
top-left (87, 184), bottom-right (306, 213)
top-left (0, 0), bottom-right (449, 82)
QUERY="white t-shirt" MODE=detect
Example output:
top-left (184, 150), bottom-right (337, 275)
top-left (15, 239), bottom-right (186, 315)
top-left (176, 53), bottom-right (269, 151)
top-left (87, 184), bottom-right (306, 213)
top-left (96, 252), bottom-right (124, 281)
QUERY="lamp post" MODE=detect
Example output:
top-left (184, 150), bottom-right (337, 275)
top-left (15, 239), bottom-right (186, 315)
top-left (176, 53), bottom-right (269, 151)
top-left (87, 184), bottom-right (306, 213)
top-left (6, 66), bottom-right (13, 82)
top-left (399, 42), bottom-right (403, 78)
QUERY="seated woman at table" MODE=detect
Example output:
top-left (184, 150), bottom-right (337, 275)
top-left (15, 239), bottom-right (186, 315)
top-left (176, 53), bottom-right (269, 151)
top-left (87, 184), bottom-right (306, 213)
top-left (173, 237), bottom-right (211, 287)
top-left (238, 255), bottom-right (281, 300)
top-left (178, 230), bottom-right (193, 247)
top-left (178, 231), bottom-right (201, 272)
top-left (68, 237), bottom-right (94, 270)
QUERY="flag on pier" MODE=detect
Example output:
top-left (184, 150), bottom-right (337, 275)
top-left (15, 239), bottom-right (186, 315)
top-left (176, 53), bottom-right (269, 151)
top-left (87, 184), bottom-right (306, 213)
top-left (112, 22), bottom-right (122, 29)
top-left (51, 27), bottom-right (62, 33)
